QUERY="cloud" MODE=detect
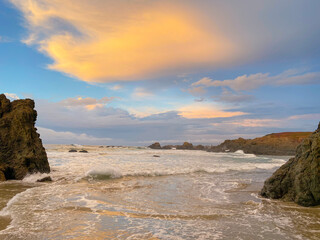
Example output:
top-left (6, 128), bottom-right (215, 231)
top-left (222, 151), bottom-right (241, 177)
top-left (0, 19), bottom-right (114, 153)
top-left (109, 85), bottom-right (123, 91)
top-left (131, 88), bottom-right (154, 99)
top-left (224, 119), bottom-right (282, 128)
top-left (178, 102), bottom-right (247, 119)
top-left (288, 113), bottom-right (320, 120)
top-left (4, 93), bottom-right (20, 100)
top-left (192, 69), bottom-right (320, 91)
top-left (33, 97), bottom-right (319, 145)
top-left (37, 127), bottom-right (112, 144)
top-left (188, 86), bottom-right (207, 97)
top-left (126, 106), bottom-right (170, 118)
top-left (59, 96), bottom-right (115, 110)
top-left (10, 0), bottom-right (235, 82)
top-left (212, 89), bottom-right (253, 103)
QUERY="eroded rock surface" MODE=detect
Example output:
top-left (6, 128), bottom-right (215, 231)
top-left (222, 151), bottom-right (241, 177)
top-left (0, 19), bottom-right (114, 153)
top-left (0, 94), bottom-right (50, 181)
top-left (260, 123), bottom-right (320, 206)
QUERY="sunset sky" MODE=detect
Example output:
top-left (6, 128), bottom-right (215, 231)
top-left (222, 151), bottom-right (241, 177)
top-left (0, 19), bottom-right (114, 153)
top-left (1, 0), bottom-right (320, 145)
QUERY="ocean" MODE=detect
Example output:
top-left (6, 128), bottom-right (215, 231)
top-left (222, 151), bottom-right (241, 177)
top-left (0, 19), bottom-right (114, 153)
top-left (0, 146), bottom-right (319, 240)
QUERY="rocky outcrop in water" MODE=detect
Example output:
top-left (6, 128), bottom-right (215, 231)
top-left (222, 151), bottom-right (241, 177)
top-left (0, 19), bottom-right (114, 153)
top-left (208, 132), bottom-right (311, 155)
top-left (260, 123), bottom-right (320, 206)
top-left (148, 142), bottom-right (161, 149)
top-left (177, 142), bottom-right (194, 150)
top-left (0, 94), bottom-right (50, 181)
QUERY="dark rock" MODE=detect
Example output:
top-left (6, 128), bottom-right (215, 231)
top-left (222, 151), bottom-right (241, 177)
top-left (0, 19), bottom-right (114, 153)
top-left (37, 176), bottom-right (52, 182)
top-left (79, 150), bottom-right (88, 153)
top-left (0, 94), bottom-right (50, 181)
top-left (148, 142), bottom-right (161, 149)
top-left (177, 142), bottom-right (193, 150)
top-left (153, 155), bottom-right (160, 157)
top-left (162, 145), bottom-right (173, 149)
top-left (208, 132), bottom-right (311, 155)
top-left (194, 144), bottom-right (205, 150)
top-left (260, 123), bottom-right (320, 206)
top-left (69, 149), bottom-right (77, 152)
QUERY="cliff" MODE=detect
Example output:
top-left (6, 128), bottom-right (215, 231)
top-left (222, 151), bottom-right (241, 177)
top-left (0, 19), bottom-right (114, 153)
top-left (260, 123), bottom-right (320, 206)
top-left (208, 132), bottom-right (311, 155)
top-left (0, 94), bottom-right (50, 181)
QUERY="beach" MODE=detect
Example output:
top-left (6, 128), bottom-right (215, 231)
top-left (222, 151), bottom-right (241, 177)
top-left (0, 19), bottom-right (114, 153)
top-left (0, 146), bottom-right (319, 240)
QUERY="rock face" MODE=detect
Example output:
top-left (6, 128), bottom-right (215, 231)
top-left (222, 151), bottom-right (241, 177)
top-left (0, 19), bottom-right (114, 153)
top-left (208, 132), bottom-right (311, 155)
top-left (0, 94), bottom-right (50, 181)
top-left (260, 123), bottom-right (320, 206)
top-left (148, 142), bottom-right (161, 149)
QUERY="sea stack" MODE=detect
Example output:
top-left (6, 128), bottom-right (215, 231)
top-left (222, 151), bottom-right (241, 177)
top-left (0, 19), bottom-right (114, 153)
top-left (0, 94), bottom-right (50, 181)
top-left (260, 123), bottom-right (320, 206)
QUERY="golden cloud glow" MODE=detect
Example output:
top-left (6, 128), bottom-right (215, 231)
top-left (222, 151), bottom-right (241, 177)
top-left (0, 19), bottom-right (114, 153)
top-left (11, 0), bottom-right (236, 82)
top-left (178, 103), bottom-right (246, 119)
top-left (59, 96), bottom-right (114, 110)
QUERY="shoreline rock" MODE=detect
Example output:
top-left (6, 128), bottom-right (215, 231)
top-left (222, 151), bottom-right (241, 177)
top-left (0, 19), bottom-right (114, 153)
top-left (0, 94), bottom-right (50, 181)
top-left (208, 132), bottom-right (311, 155)
top-left (148, 132), bottom-right (311, 155)
top-left (260, 123), bottom-right (320, 206)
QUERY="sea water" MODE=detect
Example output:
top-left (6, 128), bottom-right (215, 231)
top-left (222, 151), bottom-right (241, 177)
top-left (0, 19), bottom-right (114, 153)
top-left (0, 146), bottom-right (319, 240)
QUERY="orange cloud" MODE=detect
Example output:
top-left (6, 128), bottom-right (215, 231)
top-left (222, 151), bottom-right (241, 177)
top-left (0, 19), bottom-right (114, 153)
top-left (59, 96), bottom-right (114, 110)
top-left (226, 119), bottom-right (281, 127)
top-left (11, 0), bottom-right (236, 82)
top-left (179, 103), bottom-right (246, 119)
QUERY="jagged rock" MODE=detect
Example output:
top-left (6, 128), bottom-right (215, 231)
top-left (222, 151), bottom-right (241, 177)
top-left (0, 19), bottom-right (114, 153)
top-left (79, 149), bottom-right (88, 153)
top-left (0, 94), bottom-right (50, 181)
top-left (260, 123), bottom-right (320, 206)
top-left (37, 176), bottom-right (52, 182)
top-left (208, 132), bottom-right (311, 155)
top-left (69, 149), bottom-right (77, 152)
top-left (148, 142), bottom-right (161, 149)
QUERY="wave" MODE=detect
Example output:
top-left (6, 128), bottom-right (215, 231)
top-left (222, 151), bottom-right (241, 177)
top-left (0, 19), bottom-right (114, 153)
top-left (234, 150), bottom-right (245, 154)
top-left (85, 167), bottom-right (123, 180)
top-left (83, 164), bottom-right (282, 181)
top-left (0, 188), bottom-right (35, 217)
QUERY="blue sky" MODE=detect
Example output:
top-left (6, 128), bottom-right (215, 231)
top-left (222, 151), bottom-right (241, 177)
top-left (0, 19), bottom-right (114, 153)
top-left (1, 0), bottom-right (320, 145)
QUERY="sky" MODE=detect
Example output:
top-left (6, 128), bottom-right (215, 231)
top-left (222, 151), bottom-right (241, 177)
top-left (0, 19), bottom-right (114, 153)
top-left (0, 0), bottom-right (320, 146)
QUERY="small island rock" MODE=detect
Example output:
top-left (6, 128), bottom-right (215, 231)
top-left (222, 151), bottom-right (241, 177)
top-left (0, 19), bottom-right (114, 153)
top-left (148, 142), bottom-right (161, 149)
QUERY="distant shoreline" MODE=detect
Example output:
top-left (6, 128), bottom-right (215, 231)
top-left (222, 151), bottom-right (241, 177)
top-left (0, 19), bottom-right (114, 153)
top-left (148, 131), bottom-right (312, 156)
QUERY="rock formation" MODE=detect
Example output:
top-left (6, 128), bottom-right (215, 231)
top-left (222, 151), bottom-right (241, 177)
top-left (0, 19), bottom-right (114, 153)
top-left (260, 123), bottom-right (320, 206)
top-left (177, 142), bottom-right (194, 150)
top-left (148, 142), bottom-right (161, 149)
top-left (208, 132), bottom-right (311, 155)
top-left (0, 94), bottom-right (50, 181)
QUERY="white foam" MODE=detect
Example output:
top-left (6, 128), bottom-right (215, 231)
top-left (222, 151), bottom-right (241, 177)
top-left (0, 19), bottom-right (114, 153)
top-left (85, 166), bottom-right (123, 179)
top-left (22, 173), bottom-right (52, 183)
top-left (235, 150), bottom-right (245, 154)
top-left (0, 188), bottom-right (34, 216)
